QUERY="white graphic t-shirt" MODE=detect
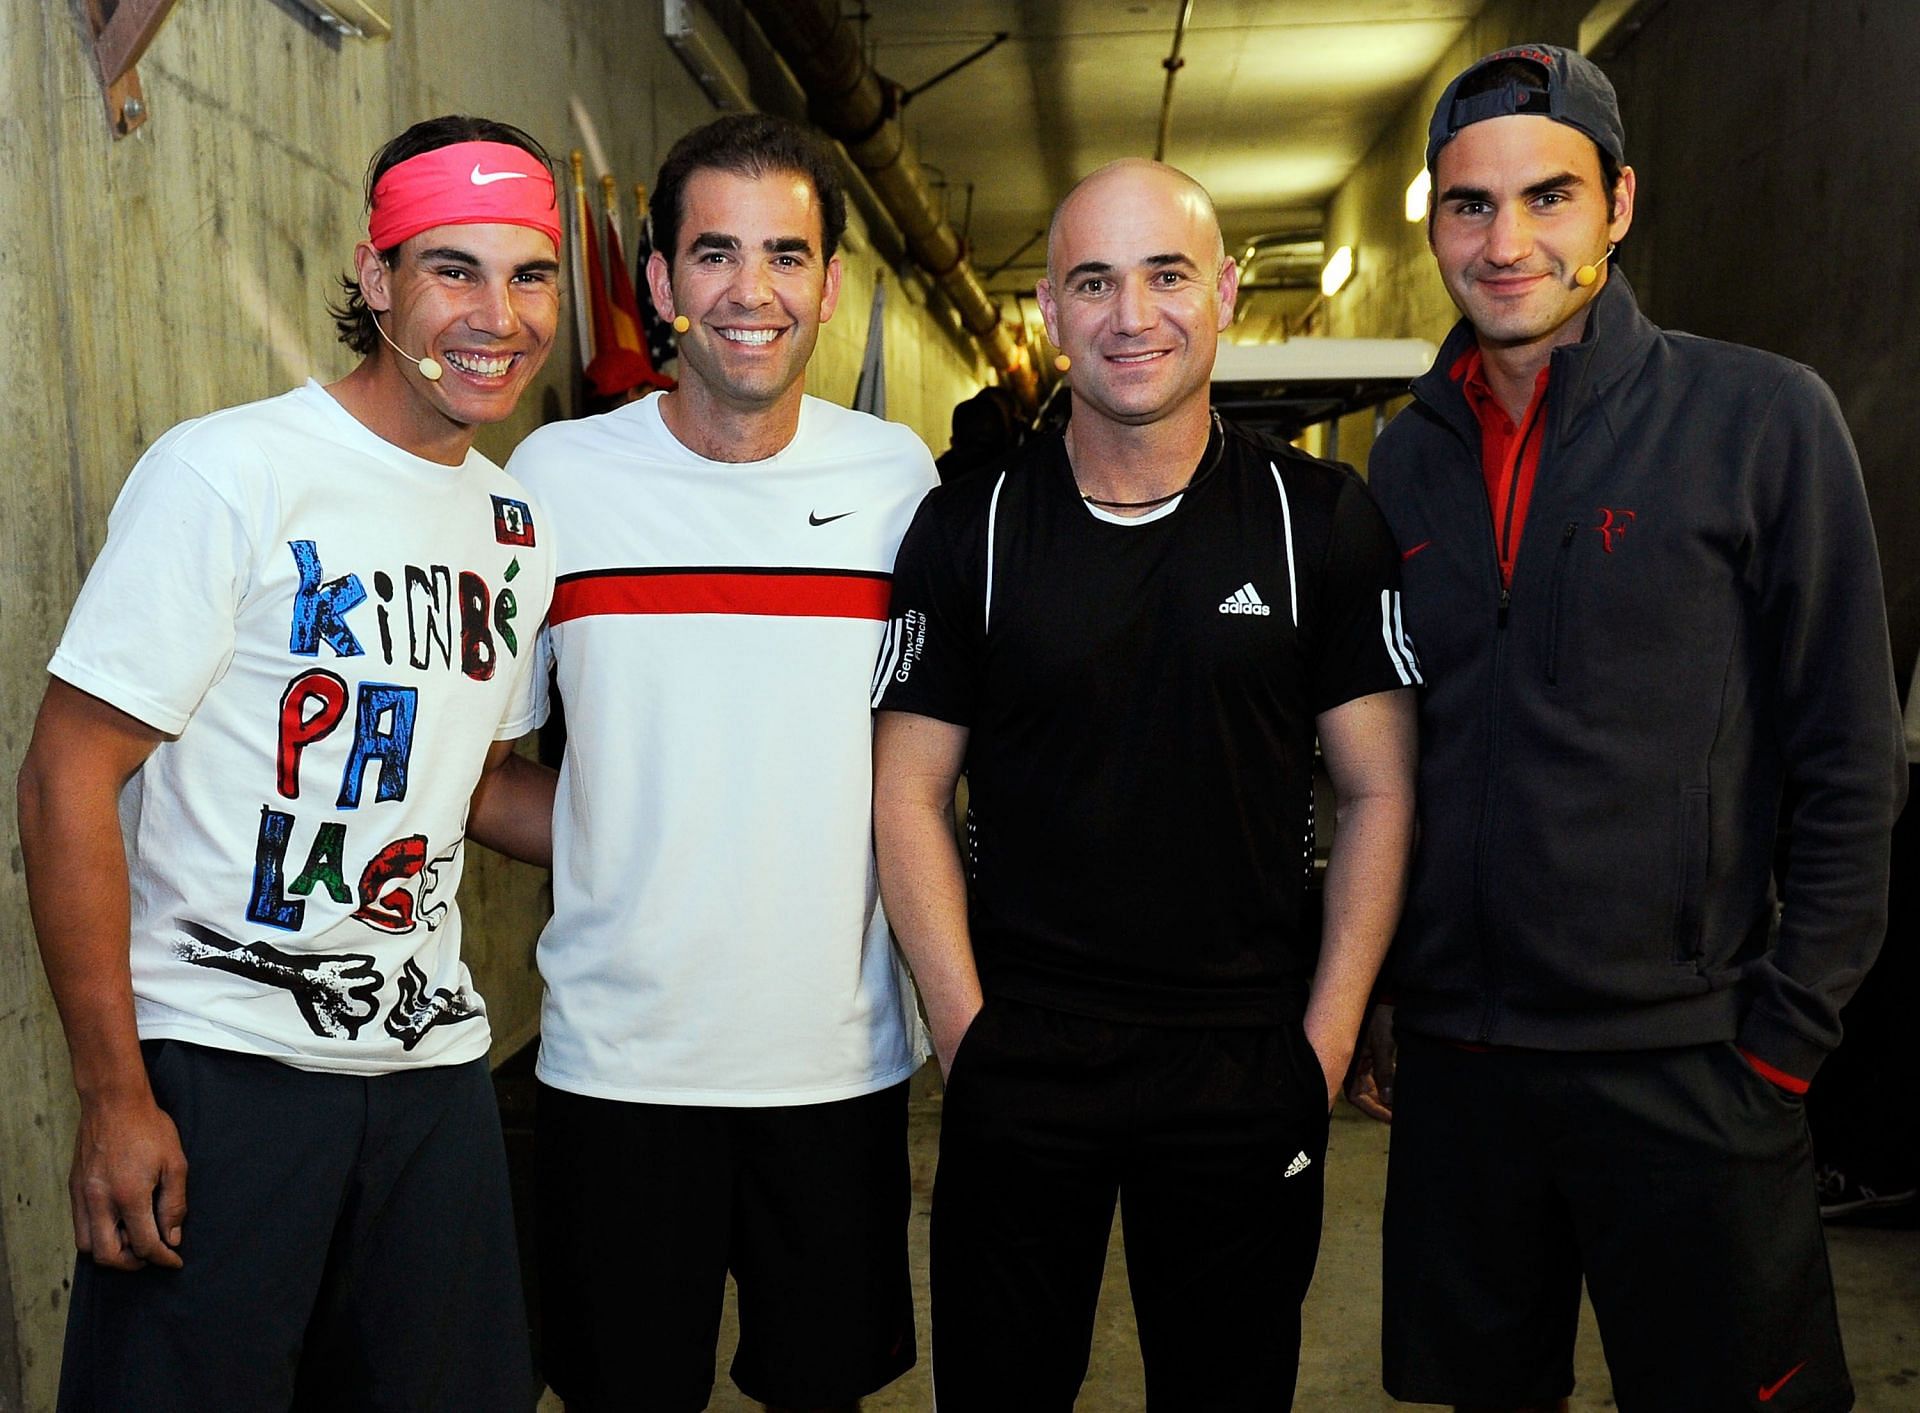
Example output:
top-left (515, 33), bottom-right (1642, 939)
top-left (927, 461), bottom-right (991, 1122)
top-left (49, 381), bottom-right (554, 1073)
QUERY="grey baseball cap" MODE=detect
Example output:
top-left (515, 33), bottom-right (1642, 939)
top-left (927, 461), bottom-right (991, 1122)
top-left (1426, 43), bottom-right (1625, 172)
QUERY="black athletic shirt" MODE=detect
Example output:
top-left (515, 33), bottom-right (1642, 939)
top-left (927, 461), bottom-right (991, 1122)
top-left (874, 420), bottom-right (1417, 1026)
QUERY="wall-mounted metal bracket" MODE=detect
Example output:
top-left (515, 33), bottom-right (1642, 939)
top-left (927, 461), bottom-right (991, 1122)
top-left (81, 0), bottom-right (181, 138)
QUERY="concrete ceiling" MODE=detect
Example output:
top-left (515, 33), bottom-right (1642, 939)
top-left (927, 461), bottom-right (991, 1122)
top-left (857, 0), bottom-right (1486, 297)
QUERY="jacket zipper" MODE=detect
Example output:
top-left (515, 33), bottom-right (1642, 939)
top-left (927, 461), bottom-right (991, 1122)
top-left (1546, 522), bottom-right (1578, 684)
top-left (1495, 393), bottom-right (1547, 611)
top-left (1472, 448), bottom-right (1511, 1039)
top-left (1408, 370), bottom-right (1553, 1044)
top-left (1474, 389), bottom-right (1553, 1040)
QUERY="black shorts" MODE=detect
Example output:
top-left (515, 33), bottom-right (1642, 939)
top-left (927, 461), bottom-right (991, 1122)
top-left (59, 1040), bottom-right (532, 1413)
top-left (1383, 1032), bottom-right (1851, 1412)
top-left (931, 998), bottom-right (1331, 1412)
top-left (536, 1079), bottom-right (915, 1412)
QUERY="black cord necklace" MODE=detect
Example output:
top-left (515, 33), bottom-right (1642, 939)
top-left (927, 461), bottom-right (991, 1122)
top-left (1073, 413), bottom-right (1225, 511)
top-left (1081, 485), bottom-right (1186, 511)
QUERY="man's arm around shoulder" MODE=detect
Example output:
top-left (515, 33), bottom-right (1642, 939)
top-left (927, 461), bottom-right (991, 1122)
top-left (18, 678), bottom-right (187, 1270)
top-left (465, 737), bottom-right (557, 869)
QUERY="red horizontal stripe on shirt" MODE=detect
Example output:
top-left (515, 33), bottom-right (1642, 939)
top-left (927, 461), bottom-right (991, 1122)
top-left (551, 569), bottom-right (891, 625)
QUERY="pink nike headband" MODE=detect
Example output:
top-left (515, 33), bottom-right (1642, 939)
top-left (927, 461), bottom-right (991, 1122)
top-left (368, 141), bottom-right (561, 251)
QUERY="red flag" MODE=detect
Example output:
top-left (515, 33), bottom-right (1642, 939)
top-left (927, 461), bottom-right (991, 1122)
top-left (585, 207), bottom-right (615, 364)
top-left (605, 217), bottom-right (643, 357)
top-left (586, 180), bottom-right (672, 398)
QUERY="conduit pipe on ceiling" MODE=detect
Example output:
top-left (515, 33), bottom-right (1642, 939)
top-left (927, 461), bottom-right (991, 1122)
top-left (740, 0), bottom-right (1039, 411)
top-left (1154, 0), bottom-right (1195, 162)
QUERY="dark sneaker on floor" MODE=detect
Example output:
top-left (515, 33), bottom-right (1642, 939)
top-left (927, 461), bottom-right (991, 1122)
top-left (1816, 1165), bottom-right (1918, 1222)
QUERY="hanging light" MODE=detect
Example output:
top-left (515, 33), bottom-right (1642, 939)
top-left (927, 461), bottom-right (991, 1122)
top-left (1321, 246), bottom-right (1355, 297)
top-left (1405, 169), bottom-right (1431, 222)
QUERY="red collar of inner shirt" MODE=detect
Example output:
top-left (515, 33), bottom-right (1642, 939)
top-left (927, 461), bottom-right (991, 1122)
top-left (1450, 346), bottom-right (1553, 590)
top-left (1451, 346), bottom-right (1550, 433)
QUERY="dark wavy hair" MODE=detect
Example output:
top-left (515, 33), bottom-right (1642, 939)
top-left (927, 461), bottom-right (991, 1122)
top-left (649, 113), bottom-right (846, 270)
top-left (328, 115), bottom-right (554, 354)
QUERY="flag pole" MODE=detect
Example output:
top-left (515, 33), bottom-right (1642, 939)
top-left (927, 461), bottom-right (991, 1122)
top-left (600, 172), bottom-right (622, 254)
top-left (569, 150), bottom-right (595, 368)
top-left (599, 175), bottom-right (645, 370)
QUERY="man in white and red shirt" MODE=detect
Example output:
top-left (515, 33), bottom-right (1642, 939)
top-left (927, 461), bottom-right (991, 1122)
top-left (492, 114), bottom-right (934, 1412)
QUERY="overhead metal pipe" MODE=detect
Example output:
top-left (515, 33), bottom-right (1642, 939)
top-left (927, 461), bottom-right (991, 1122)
top-left (740, 0), bottom-right (1039, 411)
top-left (1154, 0), bottom-right (1196, 162)
top-left (902, 31), bottom-right (1010, 107)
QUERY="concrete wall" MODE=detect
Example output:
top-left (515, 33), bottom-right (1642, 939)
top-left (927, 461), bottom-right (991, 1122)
top-left (0, 2), bottom-right (985, 1404)
top-left (1317, 0), bottom-right (1919, 674)
top-left (1600, 0), bottom-right (1920, 675)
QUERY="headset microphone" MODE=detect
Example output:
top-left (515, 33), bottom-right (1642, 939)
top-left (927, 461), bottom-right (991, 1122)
top-left (373, 313), bottom-right (443, 382)
top-left (1574, 242), bottom-right (1617, 289)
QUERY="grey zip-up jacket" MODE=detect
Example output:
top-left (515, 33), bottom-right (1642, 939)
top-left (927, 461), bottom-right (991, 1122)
top-left (1368, 271), bottom-right (1905, 1084)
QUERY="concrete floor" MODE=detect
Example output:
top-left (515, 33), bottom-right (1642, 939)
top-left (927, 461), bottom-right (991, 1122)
top-left (540, 1064), bottom-right (1920, 1411)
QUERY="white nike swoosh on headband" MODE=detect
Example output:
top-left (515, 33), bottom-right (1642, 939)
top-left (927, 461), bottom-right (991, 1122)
top-left (470, 165), bottom-right (531, 185)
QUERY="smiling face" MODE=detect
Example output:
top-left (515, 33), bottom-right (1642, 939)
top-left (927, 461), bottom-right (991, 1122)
top-left (1430, 115), bottom-right (1634, 353)
top-left (646, 166), bottom-right (842, 422)
top-left (359, 220), bottom-right (561, 438)
top-left (1035, 161), bottom-right (1237, 432)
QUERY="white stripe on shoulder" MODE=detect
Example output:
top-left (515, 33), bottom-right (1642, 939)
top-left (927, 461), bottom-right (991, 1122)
top-left (1392, 590), bottom-right (1423, 684)
top-left (871, 616), bottom-right (903, 707)
top-left (984, 470), bottom-right (1008, 632)
top-left (1268, 462), bottom-right (1299, 627)
top-left (1379, 589), bottom-right (1414, 685)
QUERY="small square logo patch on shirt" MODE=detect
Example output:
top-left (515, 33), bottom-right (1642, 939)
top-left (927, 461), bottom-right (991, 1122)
top-left (492, 495), bottom-right (536, 547)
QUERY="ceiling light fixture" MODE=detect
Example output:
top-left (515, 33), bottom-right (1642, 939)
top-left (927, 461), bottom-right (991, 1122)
top-left (1321, 246), bottom-right (1355, 298)
top-left (1405, 169), bottom-right (1431, 222)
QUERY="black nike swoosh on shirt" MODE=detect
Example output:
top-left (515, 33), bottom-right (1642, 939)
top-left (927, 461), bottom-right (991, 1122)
top-left (809, 511), bottom-right (856, 526)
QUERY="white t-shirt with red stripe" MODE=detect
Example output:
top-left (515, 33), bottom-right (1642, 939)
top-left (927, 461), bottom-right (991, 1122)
top-left (508, 392), bottom-right (936, 1104)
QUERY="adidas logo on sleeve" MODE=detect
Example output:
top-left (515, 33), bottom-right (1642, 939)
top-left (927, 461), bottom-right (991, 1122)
top-left (1218, 582), bottom-right (1271, 616)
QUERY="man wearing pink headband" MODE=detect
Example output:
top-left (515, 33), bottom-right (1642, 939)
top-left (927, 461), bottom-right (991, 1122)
top-left (19, 115), bottom-right (561, 1409)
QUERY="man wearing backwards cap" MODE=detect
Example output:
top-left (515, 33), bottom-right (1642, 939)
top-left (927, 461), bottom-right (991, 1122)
top-left (1361, 43), bottom-right (1904, 1411)
top-left (17, 114), bottom-right (561, 1409)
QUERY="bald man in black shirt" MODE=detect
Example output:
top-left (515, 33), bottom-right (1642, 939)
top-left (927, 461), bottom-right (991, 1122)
top-left (872, 158), bottom-right (1418, 1411)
